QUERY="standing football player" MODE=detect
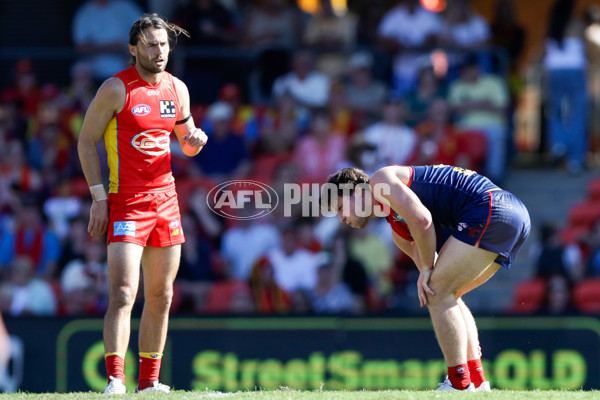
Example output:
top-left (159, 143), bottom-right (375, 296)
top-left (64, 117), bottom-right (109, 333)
top-left (77, 13), bottom-right (208, 393)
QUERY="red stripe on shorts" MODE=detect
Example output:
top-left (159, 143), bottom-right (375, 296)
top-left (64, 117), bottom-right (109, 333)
top-left (475, 190), bottom-right (494, 247)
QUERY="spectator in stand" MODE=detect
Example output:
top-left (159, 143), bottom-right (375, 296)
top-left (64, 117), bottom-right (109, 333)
top-left (43, 177), bottom-right (82, 241)
top-left (1, 141), bottom-right (42, 195)
top-left (537, 274), bottom-right (577, 315)
top-left (1, 59), bottom-right (42, 118)
top-left (204, 83), bottom-right (259, 144)
top-left (172, 0), bottom-right (237, 46)
top-left (0, 257), bottom-right (57, 316)
top-left (171, 0), bottom-right (238, 103)
top-left (339, 132), bottom-right (379, 176)
top-left (377, 0), bottom-right (443, 95)
top-left (272, 49), bottom-right (331, 109)
top-left (348, 226), bottom-right (394, 301)
top-left (532, 222), bottom-right (584, 283)
top-left (302, 0), bottom-right (357, 80)
top-left (180, 187), bottom-right (224, 282)
top-left (57, 216), bottom-right (89, 274)
top-left (72, 0), bottom-right (143, 83)
top-left (363, 97), bottom-right (418, 171)
top-left (329, 233), bottom-right (369, 313)
top-left (355, 0), bottom-right (386, 47)
top-left (490, 0), bottom-right (526, 77)
top-left (249, 256), bottom-right (291, 314)
top-left (221, 206), bottom-right (280, 281)
top-left (64, 61), bottom-right (96, 113)
top-left (240, 0), bottom-right (303, 102)
top-left (267, 224), bottom-right (321, 294)
top-left (193, 101), bottom-right (250, 180)
top-left (256, 91), bottom-right (310, 154)
top-left (410, 99), bottom-right (462, 167)
top-left (405, 66), bottom-right (446, 127)
top-left (60, 238), bottom-right (109, 316)
top-left (309, 262), bottom-right (356, 314)
top-left (542, 0), bottom-right (589, 174)
top-left (438, 0), bottom-right (491, 79)
top-left (176, 187), bottom-right (225, 313)
top-left (439, 0), bottom-right (490, 51)
top-left (343, 51), bottom-right (388, 126)
top-left (297, 218), bottom-right (322, 253)
top-left (411, 98), bottom-right (491, 171)
top-left (293, 110), bottom-right (346, 182)
top-left (239, 0), bottom-right (302, 50)
top-left (448, 55), bottom-right (509, 184)
top-left (328, 82), bottom-right (358, 137)
top-left (0, 195), bottom-right (61, 280)
top-left (28, 91), bottom-right (75, 181)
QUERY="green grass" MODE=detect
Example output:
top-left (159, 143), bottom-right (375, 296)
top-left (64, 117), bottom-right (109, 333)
top-left (3, 389), bottom-right (600, 400)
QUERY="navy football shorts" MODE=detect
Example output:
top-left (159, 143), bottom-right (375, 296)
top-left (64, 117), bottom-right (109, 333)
top-left (437, 189), bottom-right (531, 268)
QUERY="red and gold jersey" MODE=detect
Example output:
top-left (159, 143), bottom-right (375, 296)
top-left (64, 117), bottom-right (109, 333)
top-left (104, 66), bottom-right (180, 193)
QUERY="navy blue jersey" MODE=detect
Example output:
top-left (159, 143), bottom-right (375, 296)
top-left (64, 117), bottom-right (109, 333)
top-left (409, 165), bottom-right (499, 229)
top-left (385, 165), bottom-right (530, 268)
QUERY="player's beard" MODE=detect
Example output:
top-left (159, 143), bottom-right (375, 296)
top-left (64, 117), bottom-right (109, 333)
top-left (139, 54), bottom-right (167, 75)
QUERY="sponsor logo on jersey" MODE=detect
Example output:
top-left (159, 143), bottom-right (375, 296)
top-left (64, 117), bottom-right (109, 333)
top-left (114, 221), bottom-right (136, 236)
top-left (160, 100), bottom-right (176, 118)
top-left (131, 104), bottom-right (151, 116)
top-left (131, 129), bottom-right (171, 155)
top-left (170, 228), bottom-right (180, 236)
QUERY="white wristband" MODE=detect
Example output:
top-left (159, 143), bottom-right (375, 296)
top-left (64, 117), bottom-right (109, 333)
top-left (90, 184), bottom-right (107, 201)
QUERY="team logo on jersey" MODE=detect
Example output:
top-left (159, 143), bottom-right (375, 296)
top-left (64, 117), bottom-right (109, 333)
top-left (131, 104), bottom-right (151, 116)
top-left (392, 212), bottom-right (406, 223)
top-left (160, 100), bottom-right (176, 118)
top-left (114, 221), bottom-right (136, 236)
top-left (458, 222), bottom-right (468, 231)
top-left (131, 129), bottom-right (171, 155)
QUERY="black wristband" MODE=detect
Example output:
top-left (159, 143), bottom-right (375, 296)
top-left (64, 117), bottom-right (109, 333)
top-left (175, 114), bottom-right (192, 125)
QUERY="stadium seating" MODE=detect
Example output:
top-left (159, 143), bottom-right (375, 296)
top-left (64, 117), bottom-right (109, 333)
top-left (573, 279), bottom-right (600, 313)
top-left (202, 280), bottom-right (252, 314)
top-left (509, 278), bottom-right (547, 314)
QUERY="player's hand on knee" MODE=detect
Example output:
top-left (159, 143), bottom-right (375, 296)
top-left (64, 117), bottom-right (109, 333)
top-left (183, 128), bottom-right (208, 148)
top-left (417, 268), bottom-right (435, 307)
top-left (88, 200), bottom-right (109, 236)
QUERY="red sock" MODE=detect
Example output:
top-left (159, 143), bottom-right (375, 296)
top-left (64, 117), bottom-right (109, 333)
top-left (448, 363), bottom-right (470, 390)
top-left (138, 352), bottom-right (162, 390)
top-left (105, 354), bottom-right (125, 382)
top-left (468, 359), bottom-right (486, 387)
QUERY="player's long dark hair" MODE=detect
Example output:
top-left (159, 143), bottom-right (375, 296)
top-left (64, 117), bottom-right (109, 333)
top-left (128, 13), bottom-right (189, 64)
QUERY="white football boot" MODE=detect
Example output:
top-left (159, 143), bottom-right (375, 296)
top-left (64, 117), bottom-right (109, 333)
top-left (436, 377), bottom-right (475, 392)
top-left (474, 381), bottom-right (492, 392)
top-left (137, 381), bottom-right (170, 393)
top-left (104, 376), bottom-right (126, 394)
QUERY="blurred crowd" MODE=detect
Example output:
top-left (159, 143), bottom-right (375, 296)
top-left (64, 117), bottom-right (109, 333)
top-left (0, 0), bottom-right (598, 317)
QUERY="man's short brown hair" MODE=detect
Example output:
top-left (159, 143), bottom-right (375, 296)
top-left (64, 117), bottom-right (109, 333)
top-left (320, 167), bottom-right (370, 213)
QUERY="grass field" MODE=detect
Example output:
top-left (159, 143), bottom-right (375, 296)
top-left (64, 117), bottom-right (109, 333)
top-left (4, 390), bottom-right (600, 400)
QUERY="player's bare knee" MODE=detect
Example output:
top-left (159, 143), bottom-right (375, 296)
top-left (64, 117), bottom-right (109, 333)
top-left (109, 285), bottom-right (137, 310)
top-left (426, 291), bottom-right (456, 308)
top-left (145, 287), bottom-right (173, 310)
